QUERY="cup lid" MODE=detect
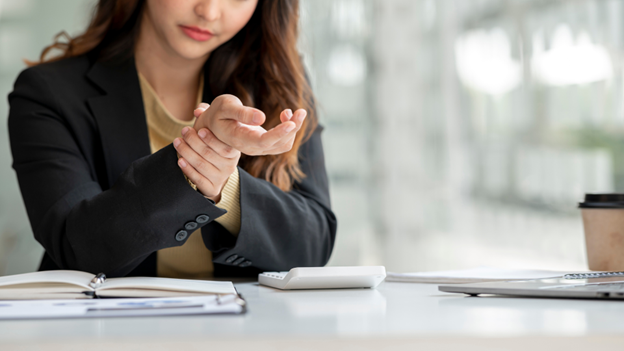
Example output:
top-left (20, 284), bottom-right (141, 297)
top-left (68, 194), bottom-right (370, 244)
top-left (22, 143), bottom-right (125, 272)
top-left (579, 193), bottom-right (624, 208)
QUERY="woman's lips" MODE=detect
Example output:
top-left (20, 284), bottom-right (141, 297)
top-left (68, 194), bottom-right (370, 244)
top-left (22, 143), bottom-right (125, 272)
top-left (179, 25), bottom-right (214, 42)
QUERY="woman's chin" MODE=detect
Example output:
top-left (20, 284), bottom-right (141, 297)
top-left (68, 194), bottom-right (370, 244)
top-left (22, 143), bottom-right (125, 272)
top-left (171, 43), bottom-right (215, 61)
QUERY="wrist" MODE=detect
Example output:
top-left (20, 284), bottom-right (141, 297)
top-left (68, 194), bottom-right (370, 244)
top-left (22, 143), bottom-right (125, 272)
top-left (206, 169), bottom-right (238, 204)
top-left (206, 193), bottom-right (221, 203)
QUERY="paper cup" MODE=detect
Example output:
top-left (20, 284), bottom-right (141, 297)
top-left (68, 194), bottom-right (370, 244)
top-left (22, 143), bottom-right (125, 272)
top-left (580, 194), bottom-right (624, 271)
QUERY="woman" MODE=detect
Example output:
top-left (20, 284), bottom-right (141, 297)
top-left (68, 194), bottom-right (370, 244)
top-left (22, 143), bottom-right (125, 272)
top-left (8, 0), bottom-right (336, 278)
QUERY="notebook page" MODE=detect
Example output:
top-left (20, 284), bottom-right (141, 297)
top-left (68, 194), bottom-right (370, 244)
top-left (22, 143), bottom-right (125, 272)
top-left (386, 267), bottom-right (577, 284)
top-left (94, 289), bottom-right (238, 298)
top-left (0, 270), bottom-right (94, 290)
top-left (99, 277), bottom-right (236, 295)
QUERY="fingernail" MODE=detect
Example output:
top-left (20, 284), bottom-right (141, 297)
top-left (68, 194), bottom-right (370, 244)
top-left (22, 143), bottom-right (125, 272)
top-left (198, 129), bottom-right (207, 139)
top-left (299, 110), bottom-right (307, 121)
top-left (181, 127), bottom-right (189, 136)
top-left (178, 159), bottom-right (187, 168)
top-left (173, 138), bottom-right (181, 147)
top-left (252, 112), bottom-right (263, 125)
top-left (286, 109), bottom-right (293, 119)
top-left (285, 124), bottom-right (296, 133)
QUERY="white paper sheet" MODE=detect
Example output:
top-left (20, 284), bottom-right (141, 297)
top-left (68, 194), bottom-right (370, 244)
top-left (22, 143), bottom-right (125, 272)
top-left (385, 267), bottom-right (588, 284)
top-left (0, 295), bottom-right (244, 319)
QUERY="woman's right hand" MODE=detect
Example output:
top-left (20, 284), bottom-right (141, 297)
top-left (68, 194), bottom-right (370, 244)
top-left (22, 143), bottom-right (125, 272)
top-left (174, 126), bottom-right (241, 203)
top-left (192, 95), bottom-right (307, 156)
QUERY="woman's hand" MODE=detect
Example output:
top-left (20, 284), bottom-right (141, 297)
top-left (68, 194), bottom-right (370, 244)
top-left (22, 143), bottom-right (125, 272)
top-left (193, 95), bottom-right (307, 156)
top-left (173, 125), bottom-right (241, 203)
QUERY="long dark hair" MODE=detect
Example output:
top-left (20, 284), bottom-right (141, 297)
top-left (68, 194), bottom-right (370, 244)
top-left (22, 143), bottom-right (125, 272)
top-left (30, 0), bottom-right (316, 191)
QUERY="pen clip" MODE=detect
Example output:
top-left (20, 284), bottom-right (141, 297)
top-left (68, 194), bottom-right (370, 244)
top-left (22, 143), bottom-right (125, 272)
top-left (234, 288), bottom-right (247, 312)
top-left (89, 273), bottom-right (106, 289)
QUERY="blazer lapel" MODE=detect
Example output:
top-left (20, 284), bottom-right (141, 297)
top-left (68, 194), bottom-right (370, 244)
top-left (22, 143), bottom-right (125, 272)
top-left (86, 58), bottom-right (151, 189)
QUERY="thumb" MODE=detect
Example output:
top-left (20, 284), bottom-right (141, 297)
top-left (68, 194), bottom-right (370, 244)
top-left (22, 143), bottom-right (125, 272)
top-left (226, 104), bottom-right (266, 126)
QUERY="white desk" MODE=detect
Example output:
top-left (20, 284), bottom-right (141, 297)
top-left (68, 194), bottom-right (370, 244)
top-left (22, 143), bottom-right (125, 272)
top-left (2, 281), bottom-right (624, 350)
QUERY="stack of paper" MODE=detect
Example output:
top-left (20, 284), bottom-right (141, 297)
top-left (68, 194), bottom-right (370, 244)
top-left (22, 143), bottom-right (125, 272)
top-left (385, 267), bottom-right (580, 284)
top-left (0, 295), bottom-right (245, 319)
top-left (0, 270), bottom-right (246, 319)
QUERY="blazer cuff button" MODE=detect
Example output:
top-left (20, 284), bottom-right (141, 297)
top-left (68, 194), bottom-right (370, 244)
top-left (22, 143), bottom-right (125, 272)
top-left (184, 221), bottom-right (198, 231)
top-left (175, 230), bottom-right (188, 242)
top-left (196, 214), bottom-right (210, 224)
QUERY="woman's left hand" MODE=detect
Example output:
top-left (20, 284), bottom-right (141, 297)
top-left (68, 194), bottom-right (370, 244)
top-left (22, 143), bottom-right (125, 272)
top-left (192, 98), bottom-right (307, 156)
top-left (173, 125), bottom-right (241, 203)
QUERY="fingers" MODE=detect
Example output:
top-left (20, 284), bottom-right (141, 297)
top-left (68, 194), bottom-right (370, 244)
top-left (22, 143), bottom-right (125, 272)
top-left (176, 156), bottom-right (216, 198)
top-left (280, 109), bottom-right (293, 123)
top-left (220, 108), bottom-right (307, 156)
top-left (217, 95), bottom-right (265, 126)
top-left (174, 126), bottom-right (241, 201)
top-left (181, 127), bottom-right (236, 170)
top-left (252, 123), bottom-right (294, 152)
top-left (274, 109), bottom-right (307, 147)
top-left (192, 103), bottom-right (211, 131)
top-left (174, 134), bottom-right (220, 182)
top-left (259, 109), bottom-right (307, 150)
top-left (282, 109), bottom-right (306, 138)
top-left (291, 109), bottom-right (307, 128)
top-left (267, 138), bottom-right (296, 155)
top-left (194, 102), bottom-right (210, 118)
top-left (194, 95), bottom-right (308, 156)
top-left (197, 127), bottom-right (240, 159)
top-left (229, 105), bottom-right (265, 126)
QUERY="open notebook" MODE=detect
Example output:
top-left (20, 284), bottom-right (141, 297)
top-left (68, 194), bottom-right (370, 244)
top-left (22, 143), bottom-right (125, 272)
top-left (0, 270), bottom-right (237, 300)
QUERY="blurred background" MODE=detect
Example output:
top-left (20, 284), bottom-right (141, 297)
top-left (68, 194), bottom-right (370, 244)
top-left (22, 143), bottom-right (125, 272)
top-left (1, 0), bottom-right (621, 275)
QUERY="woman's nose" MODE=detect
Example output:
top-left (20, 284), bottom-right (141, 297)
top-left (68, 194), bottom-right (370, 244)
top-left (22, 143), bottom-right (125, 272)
top-left (195, 0), bottom-right (222, 22)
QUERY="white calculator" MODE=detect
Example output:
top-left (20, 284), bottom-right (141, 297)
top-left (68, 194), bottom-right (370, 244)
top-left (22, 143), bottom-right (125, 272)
top-left (258, 266), bottom-right (386, 290)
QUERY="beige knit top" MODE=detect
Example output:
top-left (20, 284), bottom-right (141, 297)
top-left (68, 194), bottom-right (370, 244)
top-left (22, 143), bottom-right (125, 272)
top-left (138, 72), bottom-right (241, 279)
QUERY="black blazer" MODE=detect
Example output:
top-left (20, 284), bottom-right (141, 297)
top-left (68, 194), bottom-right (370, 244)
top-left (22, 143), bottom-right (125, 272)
top-left (7, 55), bottom-right (337, 278)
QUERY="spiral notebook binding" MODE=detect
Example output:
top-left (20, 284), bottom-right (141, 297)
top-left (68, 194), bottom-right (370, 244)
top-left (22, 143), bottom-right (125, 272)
top-left (88, 272), bottom-right (107, 289)
top-left (564, 271), bottom-right (624, 279)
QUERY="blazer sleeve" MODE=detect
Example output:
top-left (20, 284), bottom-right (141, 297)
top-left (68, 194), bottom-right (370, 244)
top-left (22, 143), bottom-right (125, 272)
top-left (8, 67), bottom-right (227, 277)
top-left (202, 125), bottom-right (338, 271)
